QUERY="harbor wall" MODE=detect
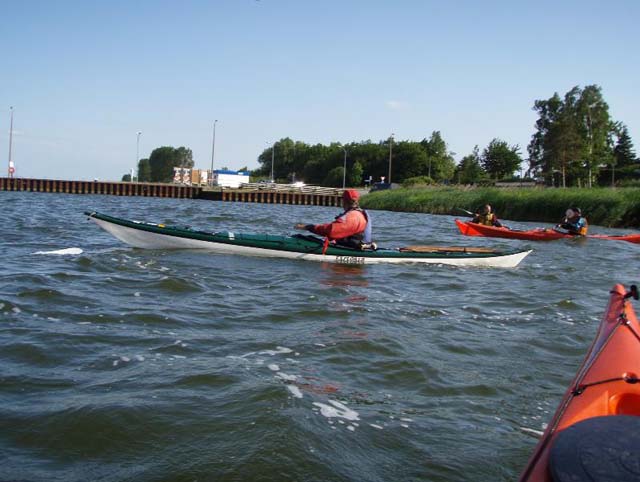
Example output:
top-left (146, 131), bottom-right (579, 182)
top-left (0, 177), bottom-right (341, 206)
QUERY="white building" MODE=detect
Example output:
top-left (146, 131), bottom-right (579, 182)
top-left (212, 169), bottom-right (250, 188)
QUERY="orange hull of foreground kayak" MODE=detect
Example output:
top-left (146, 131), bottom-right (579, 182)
top-left (519, 284), bottom-right (640, 481)
top-left (455, 219), bottom-right (640, 243)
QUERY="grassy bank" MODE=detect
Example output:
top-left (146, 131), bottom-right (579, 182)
top-left (360, 186), bottom-right (640, 228)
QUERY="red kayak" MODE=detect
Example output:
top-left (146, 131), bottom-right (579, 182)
top-left (455, 219), bottom-right (640, 244)
top-left (519, 284), bottom-right (640, 481)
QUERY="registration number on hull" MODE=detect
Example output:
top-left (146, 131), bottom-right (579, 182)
top-left (335, 256), bottom-right (365, 265)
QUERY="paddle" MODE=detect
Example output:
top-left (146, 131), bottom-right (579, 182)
top-left (455, 207), bottom-right (475, 216)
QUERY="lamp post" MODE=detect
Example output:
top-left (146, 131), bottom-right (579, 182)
top-left (342, 147), bottom-right (347, 189)
top-left (135, 131), bottom-right (142, 182)
top-left (7, 106), bottom-right (14, 178)
top-left (388, 133), bottom-right (394, 184)
top-left (271, 141), bottom-right (275, 182)
top-left (210, 120), bottom-right (218, 186)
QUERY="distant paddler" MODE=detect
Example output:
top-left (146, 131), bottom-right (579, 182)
top-left (555, 207), bottom-right (588, 235)
top-left (294, 189), bottom-right (375, 250)
top-left (472, 204), bottom-right (504, 228)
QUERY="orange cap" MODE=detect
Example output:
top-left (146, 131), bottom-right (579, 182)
top-left (342, 189), bottom-right (360, 202)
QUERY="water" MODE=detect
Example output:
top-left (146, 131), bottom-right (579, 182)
top-left (1, 191), bottom-right (638, 482)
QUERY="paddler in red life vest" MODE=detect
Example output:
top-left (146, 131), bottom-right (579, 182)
top-left (472, 204), bottom-right (503, 227)
top-left (294, 189), bottom-right (375, 250)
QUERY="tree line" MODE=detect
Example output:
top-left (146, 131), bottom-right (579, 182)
top-left (122, 84), bottom-right (638, 187)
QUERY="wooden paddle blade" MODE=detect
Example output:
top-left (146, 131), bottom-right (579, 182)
top-left (399, 245), bottom-right (498, 254)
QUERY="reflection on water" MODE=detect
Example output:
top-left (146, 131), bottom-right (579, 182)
top-left (319, 262), bottom-right (369, 288)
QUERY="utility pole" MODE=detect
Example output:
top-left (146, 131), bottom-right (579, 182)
top-left (271, 142), bottom-right (275, 182)
top-left (388, 133), bottom-right (394, 184)
top-left (342, 147), bottom-right (347, 189)
top-left (8, 107), bottom-right (14, 178)
top-left (135, 131), bottom-right (142, 182)
top-left (210, 120), bottom-right (218, 185)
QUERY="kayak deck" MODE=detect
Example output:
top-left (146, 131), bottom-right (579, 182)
top-left (519, 284), bottom-right (640, 481)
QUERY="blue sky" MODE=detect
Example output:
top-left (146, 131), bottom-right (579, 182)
top-left (1, 0), bottom-right (638, 180)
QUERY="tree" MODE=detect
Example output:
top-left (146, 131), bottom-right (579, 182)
top-left (528, 85), bottom-right (616, 187)
top-left (349, 160), bottom-right (364, 186)
top-left (609, 123), bottom-right (639, 185)
top-left (137, 158), bottom-right (151, 182)
top-left (420, 131), bottom-right (456, 182)
top-left (175, 147), bottom-right (194, 168)
top-left (456, 146), bottom-right (486, 184)
top-left (323, 166), bottom-right (345, 187)
top-left (613, 124), bottom-right (636, 167)
top-left (148, 146), bottom-right (193, 182)
top-left (481, 139), bottom-right (522, 180)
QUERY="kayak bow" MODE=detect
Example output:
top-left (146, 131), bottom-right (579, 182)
top-left (85, 211), bottom-right (531, 267)
top-left (456, 219), bottom-right (640, 243)
top-left (519, 284), bottom-right (640, 481)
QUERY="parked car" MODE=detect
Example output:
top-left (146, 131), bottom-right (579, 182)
top-left (370, 182), bottom-right (392, 192)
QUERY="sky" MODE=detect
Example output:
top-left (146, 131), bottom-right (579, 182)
top-left (1, 0), bottom-right (639, 181)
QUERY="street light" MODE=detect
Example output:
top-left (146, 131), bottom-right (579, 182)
top-left (270, 141), bottom-right (275, 182)
top-left (342, 147), bottom-right (347, 189)
top-left (7, 107), bottom-right (14, 179)
top-left (210, 120), bottom-right (218, 186)
top-left (135, 131), bottom-right (142, 182)
top-left (388, 133), bottom-right (394, 184)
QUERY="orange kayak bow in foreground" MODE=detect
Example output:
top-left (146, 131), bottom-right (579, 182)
top-left (455, 219), bottom-right (640, 244)
top-left (519, 284), bottom-right (640, 481)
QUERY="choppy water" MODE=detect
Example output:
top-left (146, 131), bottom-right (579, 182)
top-left (1, 191), bottom-right (638, 482)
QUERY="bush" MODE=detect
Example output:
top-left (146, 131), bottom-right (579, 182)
top-left (402, 176), bottom-right (434, 188)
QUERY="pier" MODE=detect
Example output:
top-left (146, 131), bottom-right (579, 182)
top-left (0, 177), bottom-right (343, 206)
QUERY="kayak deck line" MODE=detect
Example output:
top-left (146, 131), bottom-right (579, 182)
top-left (519, 284), bottom-right (640, 481)
top-left (85, 211), bottom-right (532, 267)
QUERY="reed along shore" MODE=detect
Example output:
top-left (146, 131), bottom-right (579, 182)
top-left (361, 186), bottom-right (640, 228)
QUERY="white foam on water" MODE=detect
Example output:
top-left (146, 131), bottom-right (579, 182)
top-left (276, 372), bottom-right (297, 381)
top-left (519, 426), bottom-right (544, 437)
top-left (347, 425), bottom-right (356, 432)
top-left (47, 317), bottom-right (60, 321)
top-left (268, 364), bottom-right (280, 371)
top-left (120, 356), bottom-right (130, 362)
top-left (312, 400), bottom-right (360, 421)
top-left (369, 424), bottom-right (384, 430)
top-left (172, 355), bottom-right (186, 359)
top-left (0, 303), bottom-right (4, 310)
top-left (287, 385), bottom-right (303, 398)
top-left (113, 360), bottom-right (119, 367)
top-left (12, 307), bottom-right (21, 314)
top-left (34, 247), bottom-right (83, 255)
top-left (134, 292), bottom-right (141, 297)
top-left (135, 355), bottom-right (145, 361)
top-left (400, 418), bottom-right (413, 422)
top-left (314, 343), bottom-right (326, 347)
top-left (401, 424), bottom-right (409, 428)
top-left (78, 322), bottom-right (91, 325)
top-left (259, 346), bottom-right (293, 356)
